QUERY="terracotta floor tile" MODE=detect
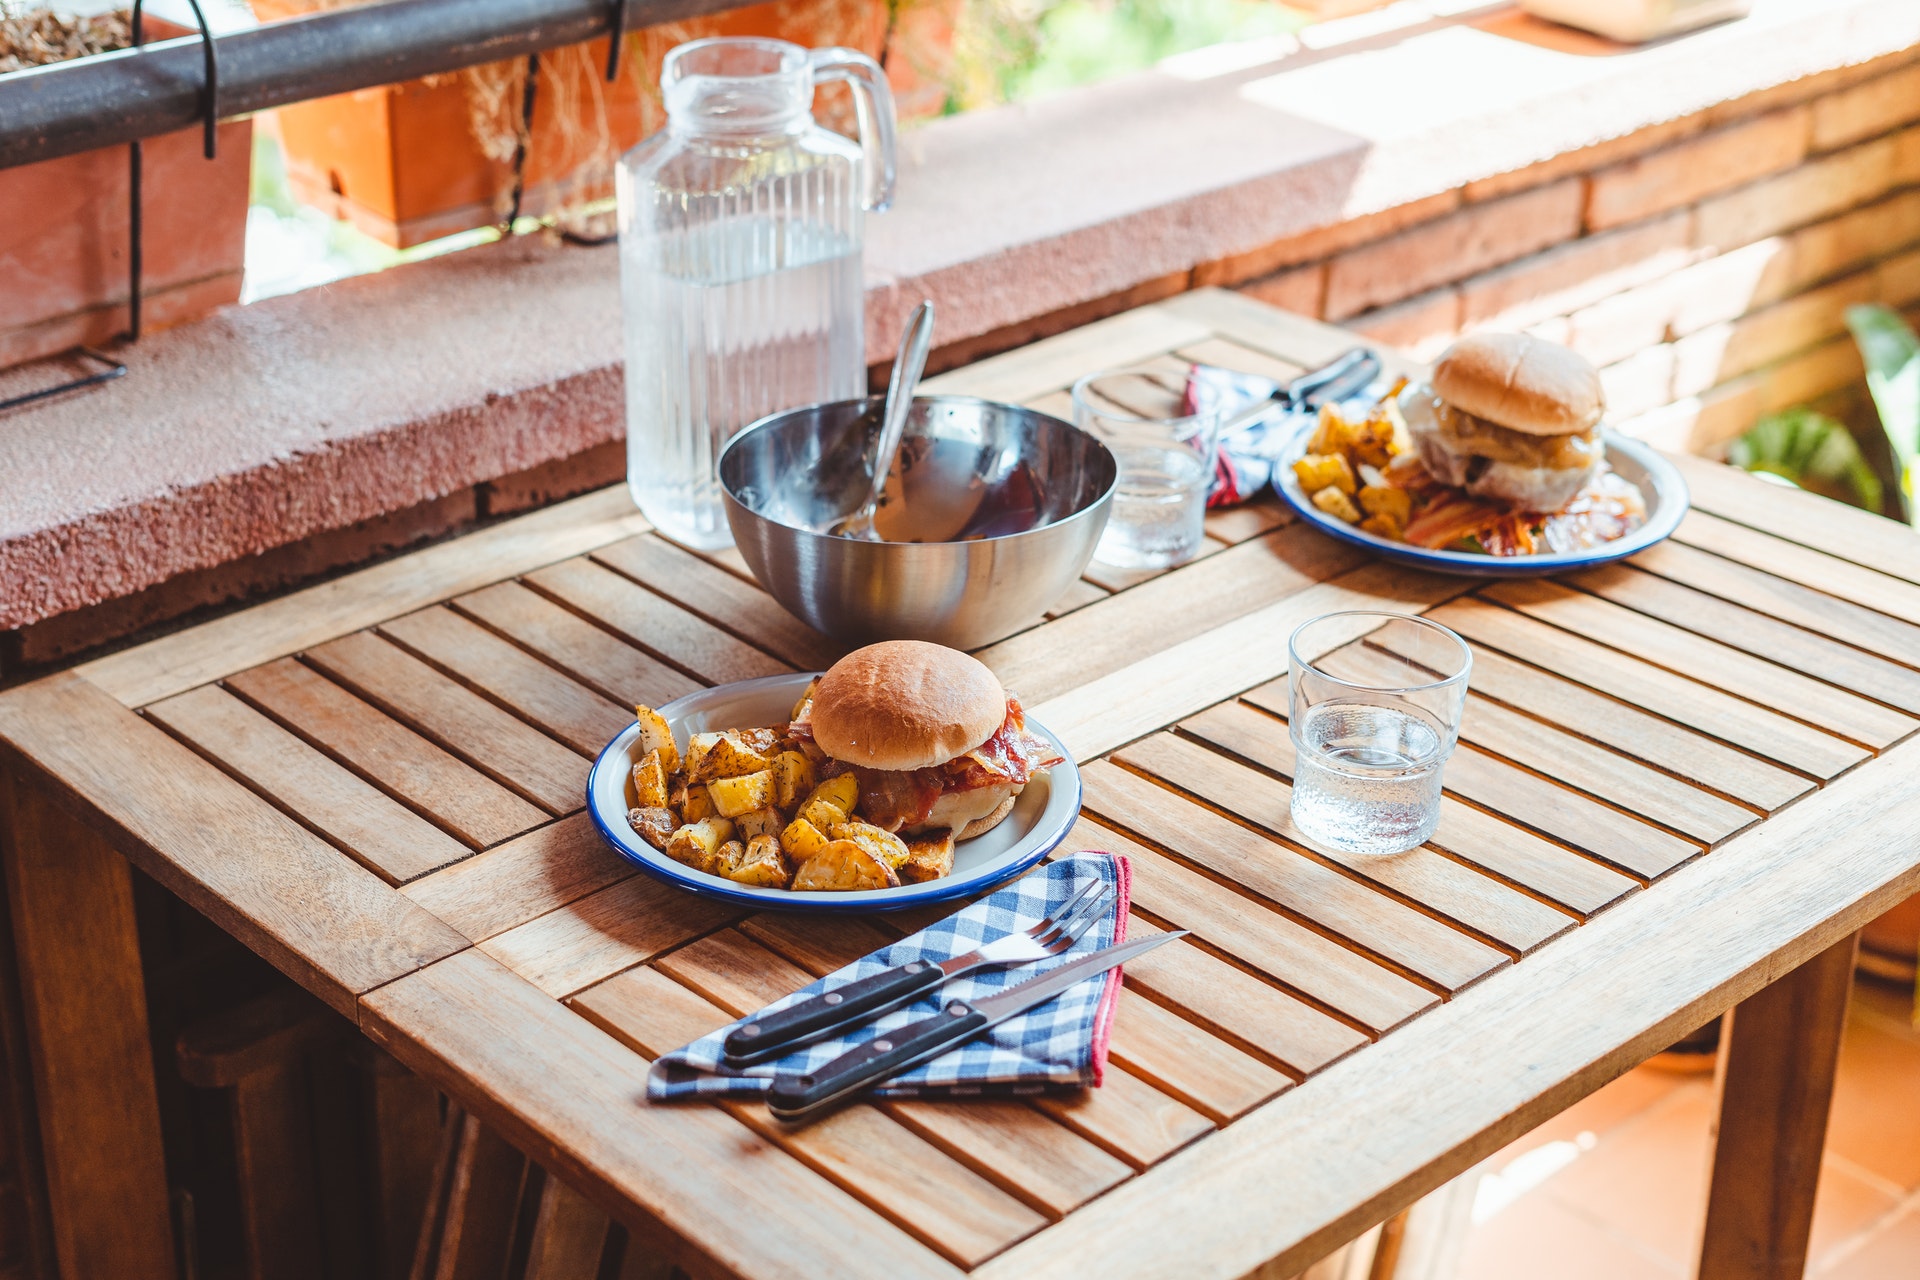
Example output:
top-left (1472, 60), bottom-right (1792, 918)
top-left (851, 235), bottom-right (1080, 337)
top-left (1459, 982), bottom-right (1920, 1280)
top-left (1826, 1017), bottom-right (1920, 1193)
top-left (1544, 1082), bottom-right (1713, 1265)
top-left (1819, 1200), bottom-right (1920, 1280)
top-left (1459, 1193), bottom-right (1682, 1280)
top-left (1805, 1161), bottom-right (1906, 1271)
top-left (1483, 1065), bottom-right (1684, 1176)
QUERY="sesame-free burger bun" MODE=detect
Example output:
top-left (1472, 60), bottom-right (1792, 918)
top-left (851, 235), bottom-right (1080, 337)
top-left (957, 796), bottom-right (1017, 840)
top-left (920, 786), bottom-right (1017, 837)
top-left (811, 640), bottom-right (1007, 771)
top-left (1432, 333), bottom-right (1603, 438)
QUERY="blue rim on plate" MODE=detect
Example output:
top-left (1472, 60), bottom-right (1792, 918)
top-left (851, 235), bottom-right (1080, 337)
top-left (585, 673), bottom-right (1083, 912)
top-left (1273, 420), bottom-right (1690, 578)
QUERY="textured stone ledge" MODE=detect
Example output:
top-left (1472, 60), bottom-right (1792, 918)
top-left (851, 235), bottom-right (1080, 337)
top-left (2, 0), bottom-right (1915, 648)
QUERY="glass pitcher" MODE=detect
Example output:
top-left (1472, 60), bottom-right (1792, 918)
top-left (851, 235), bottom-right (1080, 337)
top-left (617, 37), bottom-right (897, 549)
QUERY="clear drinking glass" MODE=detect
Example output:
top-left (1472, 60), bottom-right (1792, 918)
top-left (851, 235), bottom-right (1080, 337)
top-left (617, 37), bottom-right (897, 549)
top-left (1287, 612), bottom-right (1471, 855)
top-left (1070, 366), bottom-right (1221, 569)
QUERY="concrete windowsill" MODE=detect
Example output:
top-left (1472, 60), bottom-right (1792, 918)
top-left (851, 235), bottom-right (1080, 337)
top-left (2, 0), bottom-right (1916, 636)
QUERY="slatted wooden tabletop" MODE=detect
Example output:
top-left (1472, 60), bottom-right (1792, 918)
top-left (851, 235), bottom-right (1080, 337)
top-left (4, 288), bottom-right (1919, 1280)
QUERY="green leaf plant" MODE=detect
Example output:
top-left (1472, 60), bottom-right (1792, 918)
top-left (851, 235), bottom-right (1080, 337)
top-left (1728, 407), bottom-right (1884, 514)
top-left (1845, 303), bottom-right (1920, 530)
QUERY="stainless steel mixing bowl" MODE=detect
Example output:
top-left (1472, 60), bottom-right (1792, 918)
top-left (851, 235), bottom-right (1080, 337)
top-left (717, 395), bottom-right (1116, 649)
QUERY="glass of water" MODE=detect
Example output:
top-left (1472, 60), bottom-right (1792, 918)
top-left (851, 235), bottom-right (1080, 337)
top-left (1288, 612), bottom-right (1471, 855)
top-left (1071, 365), bottom-right (1221, 569)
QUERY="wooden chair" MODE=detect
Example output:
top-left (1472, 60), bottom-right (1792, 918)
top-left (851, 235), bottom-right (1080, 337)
top-left (175, 988), bottom-right (341, 1280)
top-left (410, 1107), bottom-right (676, 1280)
top-left (176, 987), bottom-right (446, 1280)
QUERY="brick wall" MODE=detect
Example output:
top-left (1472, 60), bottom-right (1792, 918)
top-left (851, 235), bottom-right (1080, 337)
top-left (1198, 49), bottom-right (1920, 456)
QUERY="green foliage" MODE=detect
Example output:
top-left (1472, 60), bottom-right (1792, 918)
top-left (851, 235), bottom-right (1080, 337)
top-left (949, 0), bottom-right (1308, 111)
top-left (1728, 407), bottom-right (1883, 514)
top-left (1845, 303), bottom-right (1920, 529)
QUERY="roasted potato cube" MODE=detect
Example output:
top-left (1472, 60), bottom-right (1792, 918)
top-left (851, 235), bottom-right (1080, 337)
top-left (780, 816), bottom-right (829, 864)
top-left (829, 821), bottom-right (910, 870)
top-left (792, 840), bottom-right (900, 892)
top-left (1346, 414), bottom-right (1398, 468)
top-left (689, 732), bottom-right (775, 783)
top-left (684, 732), bottom-right (722, 779)
top-left (1359, 512), bottom-right (1406, 541)
top-left (734, 807), bottom-right (785, 841)
top-left (627, 806), bottom-right (677, 851)
top-left (667, 770), bottom-right (690, 810)
top-left (1293, 452), bottom-right (1356, 496)
top-left (739, 727), bottom-right (782, 756)
top-left (1310, 485), bottom-right (1362, 524)
top-left (1357, 484), bottom-right (1412, 524)
top-left (898, 829), bottom-right (956, 884)
top-left (728, 835), bottom-right (791, 889)
top-left (1381, 397), bottom-right (1413, 456)
top-left (631, 752), bottom-right (669, 809)
top-left (803, 773), bottom-right (860, 820)
top-left (664, 817), bottom-right (735, 875)
top-left (771, 750), bottom-right (816, 808)
top-left (1306, 405), bottom-right (1358, 456)
top-left (799, 798), bottom-right (845, 833)
top-left (790, 678), bottom-right (819, 722)
top-left (713, 839), bottom-right (746, 877)
top-left (708, 769), bottom-right (775, 818)
top-left (633, 707), bottom-right (679, 775)
top-left (680, 783), bottom-right (715, 823)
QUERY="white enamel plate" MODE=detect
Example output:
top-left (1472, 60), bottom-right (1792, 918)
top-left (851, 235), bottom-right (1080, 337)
top-left (1274, 424), bottom-right (1690, 578)
top-left (585, 673), bottom-right (1082, 912)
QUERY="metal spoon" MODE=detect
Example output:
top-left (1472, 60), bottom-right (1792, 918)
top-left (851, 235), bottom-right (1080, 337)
top-left (836, 299), bottom-right (935, 541)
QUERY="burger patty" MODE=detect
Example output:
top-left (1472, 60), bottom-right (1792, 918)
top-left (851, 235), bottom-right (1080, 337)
top-left (835, 697), bottom-right (1061, 832)
top-left (1401, 388), bottom-right (1603, 512)
top-left (1429, 401), bottom-right (1601, 470)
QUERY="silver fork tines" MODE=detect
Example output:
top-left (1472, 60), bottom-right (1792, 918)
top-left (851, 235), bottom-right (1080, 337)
top-left (972, 878), bottom-right (1115, 968)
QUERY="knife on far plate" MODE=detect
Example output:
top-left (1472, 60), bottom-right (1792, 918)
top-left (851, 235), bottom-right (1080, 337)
top-left (765, 930), bottom-right (1185, 1121)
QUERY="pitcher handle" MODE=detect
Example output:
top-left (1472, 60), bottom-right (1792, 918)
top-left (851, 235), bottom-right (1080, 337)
top-left (810, 47), bottom-right (897, 213)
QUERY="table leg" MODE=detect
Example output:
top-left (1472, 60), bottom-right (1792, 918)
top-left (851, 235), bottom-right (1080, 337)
top-left (0, 772), bottom-right (176, 1277)
top-left (1697, 932), bottom-right (1858, 1280)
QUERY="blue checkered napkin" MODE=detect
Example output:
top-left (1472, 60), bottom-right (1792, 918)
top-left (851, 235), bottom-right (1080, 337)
top-left (646, 853), bottom-right (1132, 1101)
top-left (1190, 364), bottom-right (1384, 506)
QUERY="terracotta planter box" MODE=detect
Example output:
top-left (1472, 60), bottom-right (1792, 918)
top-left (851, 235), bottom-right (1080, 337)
top-left (0, 23), bottom-right (251, 371)
top-left (256, 0), bottom-right (891, 249)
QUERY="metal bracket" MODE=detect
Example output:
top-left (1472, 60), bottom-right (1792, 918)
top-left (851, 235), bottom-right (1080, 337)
top-left (0, 349), bottom-right (129, 416)
top-left (126, 0), bottom-right (220, 344)
top-left (605, 0), bottom-right (627, 81)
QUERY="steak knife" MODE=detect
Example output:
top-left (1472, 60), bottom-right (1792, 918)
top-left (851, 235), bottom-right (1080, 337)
top-left (765, 931), bottom-right (1185, 1121)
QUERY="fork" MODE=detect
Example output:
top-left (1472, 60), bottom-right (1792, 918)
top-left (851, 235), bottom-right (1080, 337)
top-left (721, 878), bottom-right (1116, 1066)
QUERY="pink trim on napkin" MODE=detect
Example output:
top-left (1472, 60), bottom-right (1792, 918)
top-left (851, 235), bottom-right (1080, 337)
top-left (1085, 852), bottom-right (1132, 1087)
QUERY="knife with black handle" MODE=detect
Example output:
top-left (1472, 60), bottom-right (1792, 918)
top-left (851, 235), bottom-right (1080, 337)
top-left (765, 931), bottom-right (1185, 1121)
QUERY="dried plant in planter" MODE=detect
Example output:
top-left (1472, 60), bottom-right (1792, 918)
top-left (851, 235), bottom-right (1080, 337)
top-left (0, 3), bottom-right (130, 73)
top-left (0, 3), bottom-right (251, 370)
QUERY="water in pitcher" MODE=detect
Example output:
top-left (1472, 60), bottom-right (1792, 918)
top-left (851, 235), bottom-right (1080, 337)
top-left (623, 216), bottom-right (864, 548)
top-left (1290, 701), bottom-right (1446, 854)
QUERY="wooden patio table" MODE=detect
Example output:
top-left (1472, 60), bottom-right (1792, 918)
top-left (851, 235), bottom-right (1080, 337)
top-left (3, 288), bottom-right (1918, 1280)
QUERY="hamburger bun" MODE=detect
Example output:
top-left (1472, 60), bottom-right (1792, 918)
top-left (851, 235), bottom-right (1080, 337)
top-left (915, 783), bottom-right (1017, 837)
top-left (956, 796), bottom-right (1017, 841)
top-left (1432, 333), bottom-right (1603, 438)
top-left (811, 641), bottom-right (1006, 771)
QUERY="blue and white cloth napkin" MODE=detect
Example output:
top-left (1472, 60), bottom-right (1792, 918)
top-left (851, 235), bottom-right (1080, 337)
top-left (647, 852), bottom-right (1133, 1101)
top-left (1189, 363), bottom-right (1384, 506)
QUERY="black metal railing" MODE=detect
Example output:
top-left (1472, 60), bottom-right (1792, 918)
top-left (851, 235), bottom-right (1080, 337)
top-left (0, 0), bottom-right (749, 171)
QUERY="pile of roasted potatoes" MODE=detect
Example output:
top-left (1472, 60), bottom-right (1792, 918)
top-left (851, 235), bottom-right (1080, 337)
top-left (1290, 384), bottom-right (1416, 541)
top-left (624, 696), bottom-right (954, 893)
